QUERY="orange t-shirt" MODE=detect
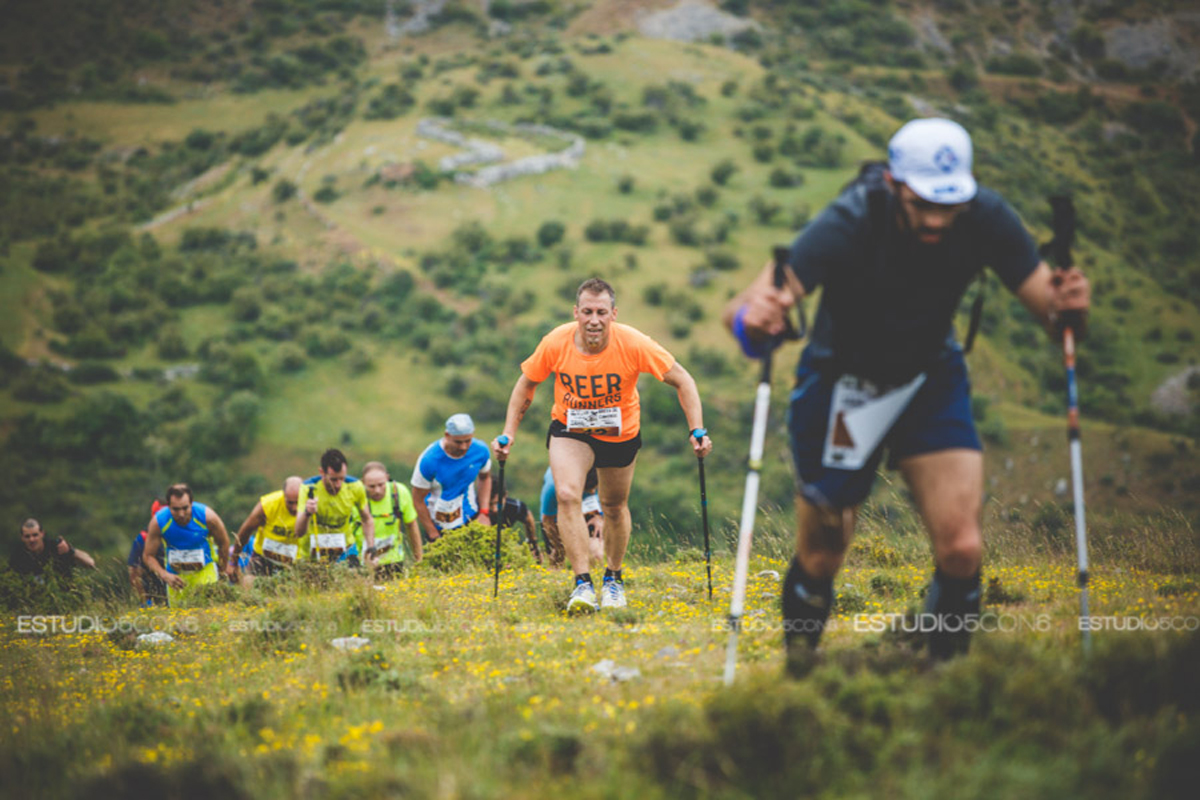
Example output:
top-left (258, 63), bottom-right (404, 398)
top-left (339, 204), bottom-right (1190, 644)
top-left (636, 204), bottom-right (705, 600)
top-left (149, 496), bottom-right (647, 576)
top-left (521, 322), bottom-right (676, 442)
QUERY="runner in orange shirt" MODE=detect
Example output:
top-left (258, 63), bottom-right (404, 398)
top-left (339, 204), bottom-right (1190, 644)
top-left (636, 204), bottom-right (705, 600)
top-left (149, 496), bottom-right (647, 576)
top-left (494, 278), bottom-right (713, 613)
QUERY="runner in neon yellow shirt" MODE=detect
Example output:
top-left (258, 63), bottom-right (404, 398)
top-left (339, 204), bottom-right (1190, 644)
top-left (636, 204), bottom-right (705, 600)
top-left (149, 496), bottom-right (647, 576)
top-left (361, 461), bottom-right (422, 580)
top-left (233, 476), bottom-right (304, 587)
top-left (295, 448), bottom-right (375, 566)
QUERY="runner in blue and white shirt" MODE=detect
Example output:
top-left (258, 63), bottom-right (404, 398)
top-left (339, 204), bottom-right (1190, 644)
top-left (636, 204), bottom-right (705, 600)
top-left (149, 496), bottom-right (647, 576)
top-left (410, 413), bottom-right (493, 542)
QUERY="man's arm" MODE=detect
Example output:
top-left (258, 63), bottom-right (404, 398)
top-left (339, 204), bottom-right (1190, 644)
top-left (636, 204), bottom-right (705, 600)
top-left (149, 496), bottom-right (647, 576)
top-left (58, 539), bottom-right (96, 569)
top-left (359, 503), bottom-right (375, 563)
top-left (235, 502), bottom-right (266, 551)
top-left (71, 546), bottom-right (96, 570)
top-left (411, 486), bottom-right (439, 542)
top-left (206, 510), bottom-right (233, 578)
top-left (495, 374), bottom-right (540, 459)
top-left (143, 519), bottom-right (185, 589)
top-left (722, 258), bottom-right (806, 339)
top-left (1014, 261), bottom-right (1091, 339)
top-left (405, 519), bottom-right (422, 563)
top-left (661, 361), bottom-right (713, 458)
top-left (476, 470), bottom-right (493, 526)
top-left (295, 488), bottom-right (317, 539)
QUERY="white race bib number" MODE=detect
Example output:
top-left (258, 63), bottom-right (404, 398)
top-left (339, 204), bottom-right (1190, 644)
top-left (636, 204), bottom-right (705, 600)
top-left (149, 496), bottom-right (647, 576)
top-left (167, 548), bottom-right (206, 572)
top-left (566, 407), bottom-right (622, 437)
top-left (373, 536), bottom-right (395, 555)
top-left (312, 533), bottom-right (347, 556)
top-left (582, 494), bottom-right (602, 516)
top-left (433, 495), bottom-right (465, 528)
top-left (822, 373), bottom-right (926, 470)
top-left (262, 538), bottom-right (299, 565)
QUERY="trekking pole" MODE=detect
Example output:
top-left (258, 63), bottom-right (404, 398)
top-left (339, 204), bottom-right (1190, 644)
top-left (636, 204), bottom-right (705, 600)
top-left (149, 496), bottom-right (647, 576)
top-left (492, 435), bottom-right (509, 599)
top-left (694, 428), bottom-right (713, 600)
top-left (1044, 195), bottom-right (1091, 654)
top-left (724, 246), bottom-right (803, 686)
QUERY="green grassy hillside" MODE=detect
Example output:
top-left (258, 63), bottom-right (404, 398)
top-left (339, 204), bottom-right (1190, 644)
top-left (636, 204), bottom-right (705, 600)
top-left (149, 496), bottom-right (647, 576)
top-left (1, 521), bottom-right (1197, 798)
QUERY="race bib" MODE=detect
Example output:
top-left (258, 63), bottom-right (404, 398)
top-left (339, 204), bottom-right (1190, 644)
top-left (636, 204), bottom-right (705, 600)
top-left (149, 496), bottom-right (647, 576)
top-left (167, 548), bottom-right (206, 572)
top-left (312, 533), bottom-right (347, 556)
top-left (433, 495), bottom-right (465, 528)
top-left (822, 373), bottom-right (926, 470)
top-left (566, 407), bottom-right (622, 437)
top-left (582, 494), bottom-right (602, 516)
top-left (373, 536), bottom-right (395, 555)
top-left (262, 538), bottom-right (299, 565)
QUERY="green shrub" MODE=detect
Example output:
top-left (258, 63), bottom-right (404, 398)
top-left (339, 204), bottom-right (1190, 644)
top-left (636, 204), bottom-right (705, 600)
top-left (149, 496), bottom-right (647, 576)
top-left (420, 521), bottom-right (535, 573)
top-left (986, 53), bottom-right (1044, 77)
top-left (272, 179), bottom-right (297, 203)
top-left (67, 361), bottom-right (120, 385)
top-left (274, 343), bottom-right (307, 374)
top-left (11, 368), bottom-right (71, 403)
top-left (711, 159), bottom-right (738, 185)
top-left (537, 220), bottom-right (566, 248)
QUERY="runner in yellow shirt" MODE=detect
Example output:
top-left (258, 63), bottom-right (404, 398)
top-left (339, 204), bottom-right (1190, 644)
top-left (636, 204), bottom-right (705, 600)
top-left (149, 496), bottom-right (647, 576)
top-left (295, 449), bottom-right (375, 566)
top-left (233, 476), bottom-right (304, 587)
top-left (361, 461), bottom-right (422, 580)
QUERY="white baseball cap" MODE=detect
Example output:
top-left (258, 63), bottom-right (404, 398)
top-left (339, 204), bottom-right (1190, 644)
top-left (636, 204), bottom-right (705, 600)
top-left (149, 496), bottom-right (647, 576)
top-left (887, 118), bottom-right (977, 205)
top-left (445, 413), bottom-right (475, 436)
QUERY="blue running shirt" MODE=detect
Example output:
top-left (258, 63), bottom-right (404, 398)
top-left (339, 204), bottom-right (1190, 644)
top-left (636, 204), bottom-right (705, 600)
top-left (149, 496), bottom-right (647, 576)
top-left (410, 439), bottom-right (491, 531)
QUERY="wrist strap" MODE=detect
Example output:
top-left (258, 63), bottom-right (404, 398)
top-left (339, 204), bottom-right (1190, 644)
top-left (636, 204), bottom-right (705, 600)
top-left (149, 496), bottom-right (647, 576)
top-left (733, 304), bottom-right (768, 359)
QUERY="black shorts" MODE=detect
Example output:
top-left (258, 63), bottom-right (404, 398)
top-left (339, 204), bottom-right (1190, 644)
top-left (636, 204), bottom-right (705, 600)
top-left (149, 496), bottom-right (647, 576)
top-left (547, 419), bottom-right (642, 469)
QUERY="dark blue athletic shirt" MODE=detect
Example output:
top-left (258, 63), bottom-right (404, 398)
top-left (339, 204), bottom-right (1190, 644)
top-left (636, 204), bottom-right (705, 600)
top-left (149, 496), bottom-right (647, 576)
top-left (788, 183), bottom-right (1039, 383)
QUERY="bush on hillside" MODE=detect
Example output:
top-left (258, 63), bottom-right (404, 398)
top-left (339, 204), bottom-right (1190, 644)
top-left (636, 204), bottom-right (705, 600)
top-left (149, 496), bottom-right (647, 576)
top-left (421, 521), bottom-right (535, 573)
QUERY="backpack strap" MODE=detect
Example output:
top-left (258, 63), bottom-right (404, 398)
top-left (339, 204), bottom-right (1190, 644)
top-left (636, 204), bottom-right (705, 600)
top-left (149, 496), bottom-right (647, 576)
top-left (962, 272), bottom-right (986, 354)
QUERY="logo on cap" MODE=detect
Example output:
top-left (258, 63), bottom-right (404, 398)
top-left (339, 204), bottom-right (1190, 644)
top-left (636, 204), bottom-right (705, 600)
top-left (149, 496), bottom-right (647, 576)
top-left (933, 145), bottom-right (959, 174)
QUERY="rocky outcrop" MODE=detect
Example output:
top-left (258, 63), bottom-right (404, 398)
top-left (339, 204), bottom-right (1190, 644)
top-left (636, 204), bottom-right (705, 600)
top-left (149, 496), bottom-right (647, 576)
top-left (416, 118), bottom-right (585, 188)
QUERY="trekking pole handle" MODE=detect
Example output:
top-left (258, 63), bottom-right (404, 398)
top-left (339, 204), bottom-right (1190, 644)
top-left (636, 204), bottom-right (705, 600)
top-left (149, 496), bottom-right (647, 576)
top-left (691, 427), bottom-right (707, 441)
top-left (771, 246), bottom-right (804, 341)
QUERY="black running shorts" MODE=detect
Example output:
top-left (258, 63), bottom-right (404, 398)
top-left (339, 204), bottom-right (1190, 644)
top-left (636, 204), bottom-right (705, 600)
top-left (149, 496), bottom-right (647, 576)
top-left (546, 419), bottom-right (642, 469)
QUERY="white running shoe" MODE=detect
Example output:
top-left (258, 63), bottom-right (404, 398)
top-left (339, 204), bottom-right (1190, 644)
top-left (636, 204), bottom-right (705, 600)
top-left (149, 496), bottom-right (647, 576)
top-left (567, 581), bottom-right (598, 614)
top-left (600, 578), bottom-right (627, 609)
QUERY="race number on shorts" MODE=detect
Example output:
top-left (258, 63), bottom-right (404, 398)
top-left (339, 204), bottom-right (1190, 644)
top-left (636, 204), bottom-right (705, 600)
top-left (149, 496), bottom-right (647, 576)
top-left (167, 548), bottom-right (206, 572)
top-left (433, 495), bottom-right (465, 528)
top-left (566, 407), bottom-right (622, 437)
top-left (312, 533), bottom-right (347, 556)
top-left (822, 373), bottom-right (925, 471)
top-left (262, 538), bottom-right (299, 565)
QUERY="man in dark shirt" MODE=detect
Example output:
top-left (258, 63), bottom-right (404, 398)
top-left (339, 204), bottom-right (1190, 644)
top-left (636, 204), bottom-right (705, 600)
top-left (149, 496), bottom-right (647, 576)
top-left (726, 118), bottom-right (1090, 661)
top-left (10, 518), bottom-right (96, 580)
top-left (498, 494), bottom-right (542, 564)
